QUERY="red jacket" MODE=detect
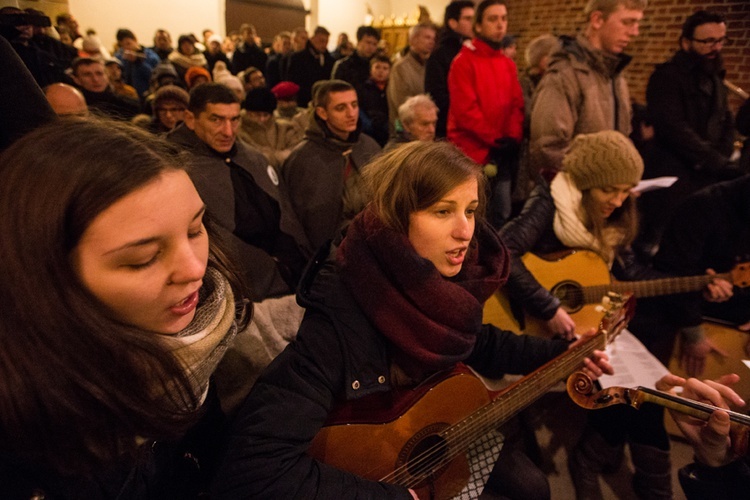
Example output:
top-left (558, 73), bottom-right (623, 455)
top-left (447, 38), bottom-right (524, 164)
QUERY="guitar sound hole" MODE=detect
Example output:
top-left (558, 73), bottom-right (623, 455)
top-left (551, 281), bottom-right (584, 313)
top-left (406, 434), bottom-right (448, 478)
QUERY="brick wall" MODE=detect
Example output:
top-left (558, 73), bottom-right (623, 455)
top-left (506, 0), bottom-right (750, 112)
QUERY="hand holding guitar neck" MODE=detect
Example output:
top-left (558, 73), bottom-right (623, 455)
top-left (704, 268), bottom-right (734, 302)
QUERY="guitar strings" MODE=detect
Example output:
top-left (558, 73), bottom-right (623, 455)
top-left (555, 273), bottom-right (725, 306)
top-left (379, 341), bottom-right (601, 489)
top-left (382, 344), bottom-right (598, 489)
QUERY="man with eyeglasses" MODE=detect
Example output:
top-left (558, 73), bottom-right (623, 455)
top-left (639, 10), bottom-right (740, 255)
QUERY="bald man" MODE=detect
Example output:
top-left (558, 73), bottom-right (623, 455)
top-left (44, 83), bottom-right (88, 117)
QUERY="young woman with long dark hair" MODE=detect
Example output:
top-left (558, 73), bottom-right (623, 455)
top-left (0, 119), bottom-right (299, 498)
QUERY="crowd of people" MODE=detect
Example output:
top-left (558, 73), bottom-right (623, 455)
top-left (1, 0), bottom-right (749, 498)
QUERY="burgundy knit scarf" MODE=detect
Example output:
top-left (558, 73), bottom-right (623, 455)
top-left (337, 207), bottom-right (509, 377)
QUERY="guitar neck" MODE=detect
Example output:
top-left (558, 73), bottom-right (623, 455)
top-left (445, 332), bottom-right (609, 444)
top-left (583, 272), bottom-right (731, 304)
top-left (634, 387), bottom-right (750, 426)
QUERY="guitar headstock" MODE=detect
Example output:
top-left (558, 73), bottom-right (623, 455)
top-left (597, 292), bottom-right (635, 346)
top-left (730, 262), bottom-right (750, 288)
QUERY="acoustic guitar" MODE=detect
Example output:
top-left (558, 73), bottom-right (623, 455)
top-left (483, 249), bottom-right (750, 336)
top-left (307, 294), bottom-right (635, 500)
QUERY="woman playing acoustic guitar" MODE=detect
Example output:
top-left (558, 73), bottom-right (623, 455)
top-left (214, 141), bottom-right (612, 499)
top-left (500, 130), bottom-right (733, 498)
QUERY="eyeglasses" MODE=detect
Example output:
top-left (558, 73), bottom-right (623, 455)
top-left (690, 36), bottom-right (729, 47)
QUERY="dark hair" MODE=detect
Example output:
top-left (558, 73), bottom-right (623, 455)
top-left (681, 10), bottom-right (726, 41)
top-left (177, 34), bottom-right (195, 53)
top-left (188, 82), bottom-right (240, 114)
top-left (312, 79), bottom-right (354, 109)
top-left (56, 13), bottom-right (73, 26)
top-left (244, 87), bottom-right (277, 113)
top-left (154, 84), bottom-right (189, 111)
top-left (444, 0), bottom-right (476, 26)
top-left (370, 53), bottom-right (392, 67)
top-left (363, 141), bottom-right (486, 234)
top-left (116, 28), bottom-right (136, 42)
top-left (356, 25), bottom-right (381, 42)
top-left (0, 118), bottom-right (248, 476)
top-left (71, 56), bottom-right (103, 75)
top-left (313, 26), bottom-right (330, 37)
top-left (241, 66), bottom-right (262, 84)
top-left (501, 34), bottom-right (517, 48)
top-left (475, 0), bottom-right (506, 25)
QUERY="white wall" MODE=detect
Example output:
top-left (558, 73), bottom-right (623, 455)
top-left (314, 1), bottom-right (447, 49)
top-left (66, 0), bottom-right (448, 54)
top-left (316, 0), bottom-right (390, 46)
top-left (371, 1), bottom-right (447, 25)
top-left (68, 0), bottom-right (224, 53)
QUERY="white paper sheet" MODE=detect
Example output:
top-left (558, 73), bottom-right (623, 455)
top-left (633, 176), bottom-right (678, 194)
top-left (597, 329), bottom-right (671, 390)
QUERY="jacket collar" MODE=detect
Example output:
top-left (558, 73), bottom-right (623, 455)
top-left (304, 112), bottom-right (361, 152)
top-left (555, 34), bottom-right (632, 77)
top-left (167, 122), bottom-right (238, 160)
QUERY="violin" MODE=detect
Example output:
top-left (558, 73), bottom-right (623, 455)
top-left (567, 371), bottom-right (750, 456)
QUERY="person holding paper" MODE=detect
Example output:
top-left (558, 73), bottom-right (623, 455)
top-left (501, 130), bottom-right (732, 498)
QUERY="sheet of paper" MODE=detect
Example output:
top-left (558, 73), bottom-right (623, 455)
top-left (633, 176), bottom-right (678, 194)
top-left (598, 329), bottom-right (671, 390)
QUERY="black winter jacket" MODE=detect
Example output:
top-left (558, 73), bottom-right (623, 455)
top-left (213, 243), bottom-right (568, 498)
top-left (168, 124), bottom-right (312, 300)
top-left (500, 181), bottom-right (663, 321)
top-left (654, 175), bottom-right (750, 328)
top-left (424, 29), bottom-right (465, 138)
top-left (679, 456), bottom-right (750, 500)
top-left (1, 386), bottom-right (228, 500)
top-left (331, 52), bottom-right (371, 91)
top-left (285, 42), bottom-right (335, 107)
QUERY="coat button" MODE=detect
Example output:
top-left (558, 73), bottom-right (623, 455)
top-left (351, 380), bottom-right (360, 390)
top-left (378, 376), bottom-right (386, 384)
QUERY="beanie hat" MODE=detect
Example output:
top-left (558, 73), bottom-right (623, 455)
top-left (244, 87), bottom-right (277, 113)
top-left (212, 60), bottom-right (232, 83)
top-left (185, 66), bottom-right (212, 88)
top-left (82, 34), bottom-right (102, 53)
top-left (153, 85), bottom-right (189, 111)
top-left (562, 130), bottom-right (644, 191)
top-left (271, 81), bottom-right (300, 100)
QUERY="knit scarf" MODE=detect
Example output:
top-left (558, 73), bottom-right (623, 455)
top-left (337, 207), bottom-right (509, 378)
top-left (162, 267), bottom-right (238, 408)
top-left (550, 171), bottom-right (624, 266)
